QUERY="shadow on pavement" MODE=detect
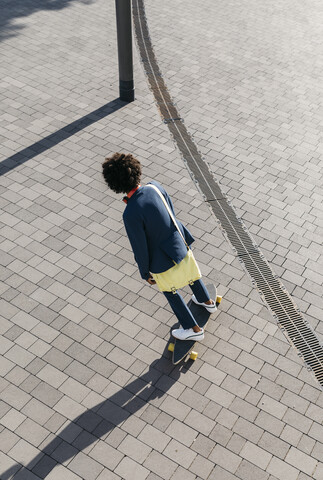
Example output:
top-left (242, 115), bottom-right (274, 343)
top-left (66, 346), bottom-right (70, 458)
top-left (0, 0), bottom-right (90, 42)
top-left (0, 99), bottom-right (126, 176)
top-left (0, 353), bottom-right (187, 479)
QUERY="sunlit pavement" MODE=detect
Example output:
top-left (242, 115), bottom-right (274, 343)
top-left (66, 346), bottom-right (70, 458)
top-left (0, 0), bottom-right (322, 479)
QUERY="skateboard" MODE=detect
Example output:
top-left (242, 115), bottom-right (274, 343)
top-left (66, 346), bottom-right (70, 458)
top-left (168, 284), bottom-right (222, 364)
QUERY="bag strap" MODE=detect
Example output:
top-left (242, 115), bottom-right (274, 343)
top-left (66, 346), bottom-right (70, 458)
top-left (146, 184), bottom-right (189, 249)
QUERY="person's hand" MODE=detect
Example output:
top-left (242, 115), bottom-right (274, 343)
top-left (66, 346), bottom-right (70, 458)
top-left (147, 275), bottom-right (156, 285)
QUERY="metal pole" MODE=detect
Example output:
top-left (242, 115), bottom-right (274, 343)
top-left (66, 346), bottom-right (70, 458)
top-left (115, 0), bottom-right (135, 102)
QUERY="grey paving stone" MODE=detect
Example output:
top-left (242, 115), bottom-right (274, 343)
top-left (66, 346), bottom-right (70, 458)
top-left (171, 466), bottom-right (197, 480)
top-left (297, 434), bottom-right (315, 456)
top-left (258, 394), bottom-right (288, 420)
top-left (198, 363), bottom-right (227, 385)
top-left (208, 444), bottom-right (241, 474)
top-left (232, 417), bottom-right (263, 444)
top-left (16, 418), bottom-right (50, 447)
top-left (311, 440), bottom-right (323, 462)
top-left (0, 335), bottom-right (14, 356)
top-left (257, 378), bottom-right (285, 402)
top-left (281, 390), bottom-right (310, 416)
top-left (8, 438), bottom-right (42, 470)
top-left (240, 441), bottom-right (272, 470)
top-left (226, 433), bottom-right (246, 456)
top-left (5, 344), bottom-right (35, 368)
top-left (184, 409), bottom-right (215, 437)
top-left (0, 408), bottom-right (26, 432)
top-left (61, 322), bottom-right (89, 343)
top-left (222, 376), bottom-right (250, 399)
top-left (4, 325), bottom-right (24, 340)
top-left (118, 434), bottom-right (152, 464)
top-left (191, 434), bottom-right (214, 459)
top-left (282, 409), bottom-right (313, 435)
top-left (30, 305), bottom-right (58, 326)
top-left (137, 424), bottom-right (171, 452)
top-left (215, 407), bottom-right (238, 431)
top-left (31, 382), bottom-right (64, 408)
top-left (205, 384), bottom-right (235, 409)
top-left (96, 470), bottom-right (121, 480)
top-left (266, 456), bottom-right (299, 480)
top-left (251, 344), bottom-right (281, 368)
top-left (192, 377), bottom-right (212, 396)
top-left (230, 398), bottom-right (259, 423)
top-left (68, 451), bottom-right (104, 480)
top-left (1, 384), bottom-right (31, 410)
top-left (152, 411), bottom-right (174, 433)
top-left (0, 428), bottom-right (20, 454)
top-left (21, 399), bottom-right (54, 428)
top-left (54, 395), bottom-right (86, 422)
top-left (103, 425), bottom-right (126, 448)
top-left (236, 459), bottom-right (269, 480)
top-left (143, 450), bottom-right (177, 480)
top-left (42, 347), bottom-right (73, 371)
top-left (209, 423), bottom-right (232, 447)
top-left (65, 343), bottom-right (95, 365)
top-left (115, 456), bottom-right (150, 480)
top-left (0, 357), bottom-right (15, 377)
top-left (285, 447), bottom-right (318, 477)
top-left (255, 412), bottom-right (285, 437)
top-left (44, 412), bottom-right (67, 435)
top-left (208, 465), bottom-right (238, 480)
top-left (165, 419), bottom-right (198, 447)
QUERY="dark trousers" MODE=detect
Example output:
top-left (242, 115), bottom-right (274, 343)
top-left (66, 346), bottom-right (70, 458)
top-left (164, 279), bottom-right (210, 329)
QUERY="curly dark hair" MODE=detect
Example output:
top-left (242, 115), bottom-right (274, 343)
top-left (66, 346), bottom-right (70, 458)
top-left (102, 153), bottom-right (142, 194)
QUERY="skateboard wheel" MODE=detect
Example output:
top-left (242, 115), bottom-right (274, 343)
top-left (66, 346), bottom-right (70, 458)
top-left (190, 351), bottom-right (198, 361)
top-left (168, 343), bottom-right (175, 352)
top-left (216, 295), bottom-right (222, 306)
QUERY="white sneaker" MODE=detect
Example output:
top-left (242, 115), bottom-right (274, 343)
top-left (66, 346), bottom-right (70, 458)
top-left (192, 295), bottom-right (217, 313)
top-left (172, 328), bottom-right (204, 341)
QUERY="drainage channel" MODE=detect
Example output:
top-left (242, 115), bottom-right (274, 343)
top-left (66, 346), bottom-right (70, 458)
top-left (132, 0), bottom-right (323, 389)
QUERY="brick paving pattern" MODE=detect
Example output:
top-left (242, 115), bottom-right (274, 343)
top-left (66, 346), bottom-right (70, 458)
top-left (0, 0), bottom-right (323, 479)
top-left (144, 0), bottom-right (323, 337)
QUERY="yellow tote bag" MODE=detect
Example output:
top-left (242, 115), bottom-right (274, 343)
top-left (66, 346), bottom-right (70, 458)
top-left (152, 248), bottom-right (201, 293)
top-left (146, 185), bottom-right (202, 293)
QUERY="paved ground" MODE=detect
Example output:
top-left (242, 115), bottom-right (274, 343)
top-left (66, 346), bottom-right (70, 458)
top-left (0, 0), bottom-right (322, 480)
top-left (145, 0), bottom-right (323, 337)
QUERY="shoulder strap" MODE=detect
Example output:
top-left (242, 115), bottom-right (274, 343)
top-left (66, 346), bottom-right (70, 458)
top-left (146, 184), bottom-right (189, 248)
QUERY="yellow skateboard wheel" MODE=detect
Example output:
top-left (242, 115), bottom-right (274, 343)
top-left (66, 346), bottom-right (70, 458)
top-left (190, 351), bottom-right (198, 361)
top-left (168, 343), bottom-right (175, 352)
top-left (216, 295), bottom-right (222, 305)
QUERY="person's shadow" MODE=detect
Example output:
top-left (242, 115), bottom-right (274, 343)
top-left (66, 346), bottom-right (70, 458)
top-left (0, 349), bottom-right (187, 479)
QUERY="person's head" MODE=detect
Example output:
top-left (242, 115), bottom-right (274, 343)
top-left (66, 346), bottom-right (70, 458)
top-left (102, 152), bottom-right (142, 194)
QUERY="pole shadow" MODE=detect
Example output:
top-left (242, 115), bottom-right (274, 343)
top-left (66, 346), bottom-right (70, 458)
top-left (0, 99), bottom-right (126, 176)
top-left (0, 0), bottom-right (91, 42)
top-left (0, 351), bottom-right (188, 479)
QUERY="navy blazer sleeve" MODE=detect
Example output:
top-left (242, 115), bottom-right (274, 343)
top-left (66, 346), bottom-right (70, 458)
top-left (123, 213), bottom-right (150, 280)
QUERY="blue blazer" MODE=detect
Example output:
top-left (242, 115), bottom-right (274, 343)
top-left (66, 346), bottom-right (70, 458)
top-left (123, 181), bottom-right (195, 280)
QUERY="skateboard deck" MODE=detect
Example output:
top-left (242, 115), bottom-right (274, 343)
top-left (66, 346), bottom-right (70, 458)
top-left (168, 284), bottom-right (222, 365)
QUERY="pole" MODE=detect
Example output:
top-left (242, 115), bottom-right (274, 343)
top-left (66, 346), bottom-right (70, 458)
top-left (115, 0), bottom-right (135, 102)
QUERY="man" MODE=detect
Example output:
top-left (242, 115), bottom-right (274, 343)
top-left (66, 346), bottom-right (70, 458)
top-left (102, 152), bottom-right (216, 341)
